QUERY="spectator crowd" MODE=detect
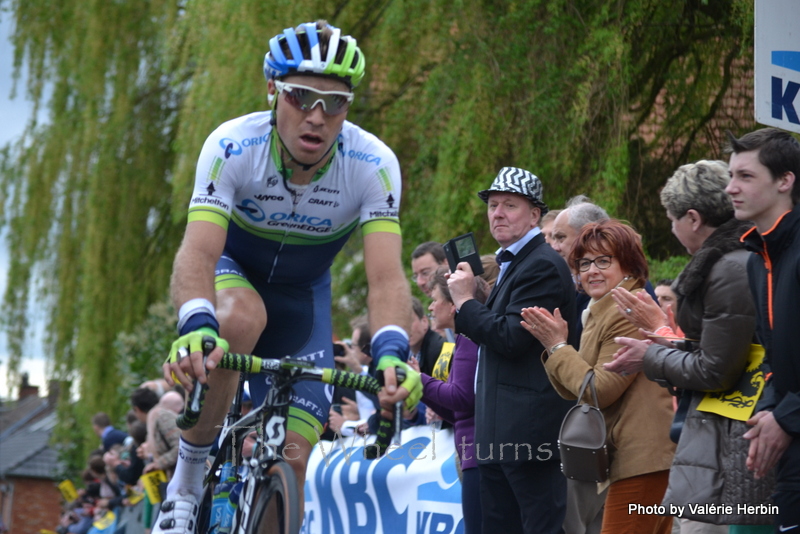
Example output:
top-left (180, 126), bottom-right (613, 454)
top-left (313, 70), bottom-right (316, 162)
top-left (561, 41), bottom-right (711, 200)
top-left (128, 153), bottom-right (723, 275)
top-left (54, 380), bottom-right (183, 534)
top-left (51, 125), bottom-right (800, 534)
top-left (322, 127), bottom-right (800, 534)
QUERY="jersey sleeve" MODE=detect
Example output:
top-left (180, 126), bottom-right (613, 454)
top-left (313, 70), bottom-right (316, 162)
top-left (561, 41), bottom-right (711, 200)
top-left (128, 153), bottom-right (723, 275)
top-left (187, 122), bottom-right (247, 230)
top-left (358, 143), bottom-right (402, 236)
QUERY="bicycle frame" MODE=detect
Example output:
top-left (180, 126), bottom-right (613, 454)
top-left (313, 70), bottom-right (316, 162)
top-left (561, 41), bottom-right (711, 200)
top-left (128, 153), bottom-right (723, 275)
top-left (204, 358), bottom-right (332, 533)
top-left (179, 342), bottom-right (399, 534)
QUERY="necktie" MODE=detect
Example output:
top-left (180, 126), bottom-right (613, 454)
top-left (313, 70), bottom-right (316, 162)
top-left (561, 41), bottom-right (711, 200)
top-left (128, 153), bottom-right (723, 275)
top-left (496, 249), bottom-right (514, 266)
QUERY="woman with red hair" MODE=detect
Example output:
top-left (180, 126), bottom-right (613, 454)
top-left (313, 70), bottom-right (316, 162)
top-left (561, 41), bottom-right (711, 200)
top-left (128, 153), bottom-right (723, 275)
top-left (521, 219), bottom-right (675, 534)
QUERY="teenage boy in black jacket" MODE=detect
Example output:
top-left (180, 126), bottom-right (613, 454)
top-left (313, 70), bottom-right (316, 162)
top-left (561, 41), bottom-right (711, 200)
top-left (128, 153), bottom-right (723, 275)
top-left (726, 127), bottom-right (800, 532)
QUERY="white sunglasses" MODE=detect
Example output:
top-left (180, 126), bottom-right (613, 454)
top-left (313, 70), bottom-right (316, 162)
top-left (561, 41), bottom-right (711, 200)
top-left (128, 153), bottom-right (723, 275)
top-left (274, 81), bottom-right (354, 115)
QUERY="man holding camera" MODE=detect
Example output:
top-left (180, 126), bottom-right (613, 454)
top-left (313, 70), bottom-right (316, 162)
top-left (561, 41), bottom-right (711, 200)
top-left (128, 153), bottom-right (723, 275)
top-left (448, 167), bottom-right (577, 534)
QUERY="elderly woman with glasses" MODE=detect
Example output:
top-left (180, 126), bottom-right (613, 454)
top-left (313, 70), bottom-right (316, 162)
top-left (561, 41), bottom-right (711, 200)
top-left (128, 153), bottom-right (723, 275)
top-left (521, 219), bottom-right (675, 534)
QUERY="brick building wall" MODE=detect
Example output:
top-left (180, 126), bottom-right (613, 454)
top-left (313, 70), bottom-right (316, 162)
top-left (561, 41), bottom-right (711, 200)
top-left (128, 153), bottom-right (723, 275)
top-left (6, 476), bottom-right (62, 534)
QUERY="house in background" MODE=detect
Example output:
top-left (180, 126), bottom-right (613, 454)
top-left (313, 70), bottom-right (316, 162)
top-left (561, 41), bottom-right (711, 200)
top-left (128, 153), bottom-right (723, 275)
top-left (0, 375), bottom-right (63, 533)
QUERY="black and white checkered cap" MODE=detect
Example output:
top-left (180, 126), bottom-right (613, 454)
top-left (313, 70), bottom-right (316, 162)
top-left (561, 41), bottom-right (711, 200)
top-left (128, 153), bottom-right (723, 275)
top-left (477, 167), bottom-right (548, 215)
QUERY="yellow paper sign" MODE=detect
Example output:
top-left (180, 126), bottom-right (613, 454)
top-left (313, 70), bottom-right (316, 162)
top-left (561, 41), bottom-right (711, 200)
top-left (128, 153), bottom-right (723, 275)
top-left (92, 510), bottom-right (116, 530)
top-left (140, 470), bottom-right (168, 504)
top-left (40, 530), bottom-right (58, 534)
top-left (431, 342), bottom-right (456, 382)
top-left (127, 487), bottom-right (145, 505)
top-left (697, 344), bottom-right (766, 421)
top-left (58, 480), bottom-right (79, 503)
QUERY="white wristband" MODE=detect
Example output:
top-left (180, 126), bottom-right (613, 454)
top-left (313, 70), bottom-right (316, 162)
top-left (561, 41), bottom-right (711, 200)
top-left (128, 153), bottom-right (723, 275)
top-left (177, 298), bottom-right (217, 332)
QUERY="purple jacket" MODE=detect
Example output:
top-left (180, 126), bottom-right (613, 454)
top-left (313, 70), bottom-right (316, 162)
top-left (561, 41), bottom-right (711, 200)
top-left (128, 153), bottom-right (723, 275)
top-left (420, 335), bottom-right (478, 470)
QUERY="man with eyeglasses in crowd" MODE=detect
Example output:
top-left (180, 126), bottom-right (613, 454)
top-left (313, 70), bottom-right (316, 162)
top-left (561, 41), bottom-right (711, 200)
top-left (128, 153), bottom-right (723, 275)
top-left (411, 241), bottom-right (457, 345)
top-left (411, 241), bottom-right (448, 296)
top-left (158, 20), bottom-right (420, 533)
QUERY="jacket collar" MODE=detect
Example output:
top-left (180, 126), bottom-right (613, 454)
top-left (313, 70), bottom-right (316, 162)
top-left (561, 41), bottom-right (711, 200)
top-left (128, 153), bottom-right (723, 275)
top-left (674, 218), bottom-right (752, 300)
top-left (742, 204), bottom-right (800, 259)
top-left (583, 275), bottom-right (643, 324)
top-left (487, 233), bottom-right (545, 302)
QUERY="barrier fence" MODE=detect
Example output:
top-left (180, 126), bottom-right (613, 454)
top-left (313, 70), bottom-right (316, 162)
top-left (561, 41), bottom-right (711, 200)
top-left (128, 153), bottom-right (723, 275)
top-left (303, 426), bottom-right (464, 534)
top-left (56, 426), bottom-right (460, 534)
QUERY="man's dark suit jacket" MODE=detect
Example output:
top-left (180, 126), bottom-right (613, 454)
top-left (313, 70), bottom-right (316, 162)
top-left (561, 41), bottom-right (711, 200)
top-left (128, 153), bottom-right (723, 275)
top-left (455, 233), bottom-right (577, 465)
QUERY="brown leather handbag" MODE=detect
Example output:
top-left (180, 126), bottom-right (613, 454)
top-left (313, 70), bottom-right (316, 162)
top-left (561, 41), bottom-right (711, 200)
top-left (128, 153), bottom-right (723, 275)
top-left (558, 370), bottom-right (609, 482)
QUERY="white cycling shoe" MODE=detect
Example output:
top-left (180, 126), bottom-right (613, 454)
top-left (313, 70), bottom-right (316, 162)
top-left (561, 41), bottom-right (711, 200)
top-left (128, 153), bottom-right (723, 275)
top-left (152, 491), bottom-right (200, 534)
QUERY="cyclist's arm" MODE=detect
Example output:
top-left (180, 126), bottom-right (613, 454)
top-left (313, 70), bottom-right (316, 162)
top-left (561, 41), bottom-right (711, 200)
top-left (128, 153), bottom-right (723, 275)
top-left (171, 221), bottom-right (226, 306)
top-left (363, 230), bottom-right (411, 342)
top-left (165, 220), bottom-right (228, 387)
top-left (363, 230), bottom-right (419, 414)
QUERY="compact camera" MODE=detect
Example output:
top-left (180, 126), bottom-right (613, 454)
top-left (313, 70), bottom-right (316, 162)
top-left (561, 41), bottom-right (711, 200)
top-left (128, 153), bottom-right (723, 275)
top-left (443, 232), bottom-right (484, 276)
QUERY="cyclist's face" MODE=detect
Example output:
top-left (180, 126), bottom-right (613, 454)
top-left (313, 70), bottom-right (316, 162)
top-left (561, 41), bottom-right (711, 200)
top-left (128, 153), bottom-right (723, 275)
top-left (270, 75), bottom-right (349, 169)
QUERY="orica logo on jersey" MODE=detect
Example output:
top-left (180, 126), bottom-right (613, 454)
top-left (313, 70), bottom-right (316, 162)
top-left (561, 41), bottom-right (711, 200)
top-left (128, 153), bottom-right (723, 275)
top-left (219, 138), bottom-right (243, 157)
top-left (347, 150), bottom-right (381, 166)
top-left (269, 212), bottom-right (332, 227)
top-left (236, 199), bottom-right (265, 222)
top-left (241, 134), bottom-right (270, 148)
top-left (220, 135), bottom-right (270, 157)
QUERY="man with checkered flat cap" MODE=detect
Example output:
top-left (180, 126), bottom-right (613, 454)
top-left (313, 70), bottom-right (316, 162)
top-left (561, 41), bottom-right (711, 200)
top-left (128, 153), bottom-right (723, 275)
top-left (448, 167), bottom-right (577, 534)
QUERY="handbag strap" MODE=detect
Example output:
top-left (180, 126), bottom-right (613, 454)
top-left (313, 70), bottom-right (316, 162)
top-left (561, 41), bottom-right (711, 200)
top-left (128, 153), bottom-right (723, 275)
top-left (576, 370), bottom-right (600, 408)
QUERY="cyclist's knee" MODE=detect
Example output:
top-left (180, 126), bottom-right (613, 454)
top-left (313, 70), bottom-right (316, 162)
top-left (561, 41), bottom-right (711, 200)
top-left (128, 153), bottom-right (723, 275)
top-left (284, 431), bottom-right (312, 479)
top-left (217, 287), bottom-right (267, 348)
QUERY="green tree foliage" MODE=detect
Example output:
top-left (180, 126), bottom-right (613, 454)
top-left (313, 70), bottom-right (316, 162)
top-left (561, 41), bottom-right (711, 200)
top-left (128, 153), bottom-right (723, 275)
top-left (115, 299), bottom-right (177, 391)
top-left (648, 255), bottom-right (691, 286)
top-left (0, 0), bottom-right (758, 459)
top-left (0, 0), bottom-right (184, 459)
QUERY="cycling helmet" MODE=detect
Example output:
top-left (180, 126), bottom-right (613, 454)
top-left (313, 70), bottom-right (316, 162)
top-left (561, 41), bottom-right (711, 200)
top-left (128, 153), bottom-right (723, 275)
top-left (264, 22), bottom-right (366, 88)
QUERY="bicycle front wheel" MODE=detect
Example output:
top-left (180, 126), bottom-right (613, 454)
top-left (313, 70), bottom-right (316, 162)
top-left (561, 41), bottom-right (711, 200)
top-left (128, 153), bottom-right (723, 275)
top-left (247, 460), bottom-right (301, 534)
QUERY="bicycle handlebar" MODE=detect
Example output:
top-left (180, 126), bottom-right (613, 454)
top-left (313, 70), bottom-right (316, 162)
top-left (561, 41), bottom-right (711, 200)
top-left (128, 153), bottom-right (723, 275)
top-left (175, 338), bottom-right (214, 431)
top-left (175, 340), bottom-right (399, 458)
top-left (364, 366), bottom-right (406, 459)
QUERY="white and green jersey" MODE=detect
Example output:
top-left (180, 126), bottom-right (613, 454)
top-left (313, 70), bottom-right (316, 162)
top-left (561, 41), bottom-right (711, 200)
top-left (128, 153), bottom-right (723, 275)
top-left (188, 111), bottom-right (401, 286)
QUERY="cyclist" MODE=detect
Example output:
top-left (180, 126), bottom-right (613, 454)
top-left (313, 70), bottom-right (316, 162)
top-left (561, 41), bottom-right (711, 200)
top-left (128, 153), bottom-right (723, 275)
top-left (157, 20), bottom-right (420, 533)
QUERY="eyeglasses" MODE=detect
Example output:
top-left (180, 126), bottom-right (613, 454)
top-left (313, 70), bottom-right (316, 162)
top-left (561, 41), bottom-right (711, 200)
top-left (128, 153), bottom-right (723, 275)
top-left (412, 268), bottom-right (434, 282)
top-left (275, 81), bottom-right (354, 116)
top-left (576, 255), bottom-right (614, 272)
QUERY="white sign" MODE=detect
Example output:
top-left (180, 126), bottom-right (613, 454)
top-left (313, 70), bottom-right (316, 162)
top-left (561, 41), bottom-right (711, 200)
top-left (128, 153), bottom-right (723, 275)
top-left (302, 426), bottom-right (464, 534)
top-left (755, 0), bottom-right (800, 133)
